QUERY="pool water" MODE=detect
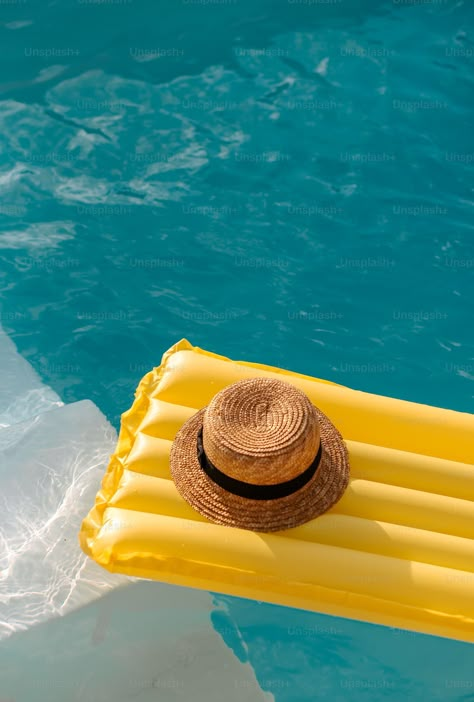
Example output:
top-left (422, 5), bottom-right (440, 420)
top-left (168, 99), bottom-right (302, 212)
top-left (0, 0), bottom-right (473, 698)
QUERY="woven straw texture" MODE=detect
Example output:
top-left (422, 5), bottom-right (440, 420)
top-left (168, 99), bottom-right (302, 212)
top-left (170, 377), bottom-right (349, 532)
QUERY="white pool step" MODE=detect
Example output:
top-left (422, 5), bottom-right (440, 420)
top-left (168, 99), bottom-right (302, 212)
top-left (0, 326), bottom-right (269, 701)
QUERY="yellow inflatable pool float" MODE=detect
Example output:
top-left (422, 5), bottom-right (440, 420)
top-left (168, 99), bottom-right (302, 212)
top-left (80, 339), bottom-right (474, 643)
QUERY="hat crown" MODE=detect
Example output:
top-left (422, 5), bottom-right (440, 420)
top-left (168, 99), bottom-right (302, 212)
top-left (202, 378), bottom-right (321, 486)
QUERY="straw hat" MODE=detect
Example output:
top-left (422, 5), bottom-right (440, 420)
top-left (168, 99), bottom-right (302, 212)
top-left (170, 377), bottom-right (349, 532)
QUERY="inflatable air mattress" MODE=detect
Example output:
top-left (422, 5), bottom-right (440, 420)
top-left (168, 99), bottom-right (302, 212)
top-left (80, 340), bottom-right (474, 643)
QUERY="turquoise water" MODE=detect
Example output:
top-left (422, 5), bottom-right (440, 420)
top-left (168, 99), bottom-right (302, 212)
top-left (1, 0), bottom-right (473, 698)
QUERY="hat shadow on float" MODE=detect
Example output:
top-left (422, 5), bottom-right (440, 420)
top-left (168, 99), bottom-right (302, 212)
top-left (170, 377), bottom-right (350, 533)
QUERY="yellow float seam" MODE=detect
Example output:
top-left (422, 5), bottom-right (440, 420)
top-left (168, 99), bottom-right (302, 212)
top-left (80, 340), bottom-right (192, 555)
top-left (101, 551), bottom-right (474, 640)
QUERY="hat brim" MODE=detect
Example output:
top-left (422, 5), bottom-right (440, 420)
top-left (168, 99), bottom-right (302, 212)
top-left (170, 404), bottom-right (349, 533)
